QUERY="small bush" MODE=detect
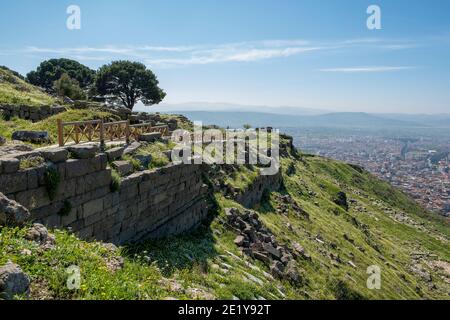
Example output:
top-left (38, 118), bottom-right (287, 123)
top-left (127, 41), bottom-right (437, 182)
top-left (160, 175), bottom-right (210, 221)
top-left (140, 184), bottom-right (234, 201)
top-left (149, 153), bottom-right (169, 169)
top-left (44, 166), bottom-right (61, 200)
top-left (110, 169), bottom-right (121, 192)
top-left (53, 73), bottom-right (86, 101)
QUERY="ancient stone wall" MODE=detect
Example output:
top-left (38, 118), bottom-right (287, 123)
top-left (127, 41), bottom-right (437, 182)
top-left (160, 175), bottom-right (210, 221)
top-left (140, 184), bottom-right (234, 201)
top-left (0, 105), bottom-right (66, 122)
top-left (0, 147), bottom-right (209, 244)
top-left (234, 171), bottom-right (282, 208)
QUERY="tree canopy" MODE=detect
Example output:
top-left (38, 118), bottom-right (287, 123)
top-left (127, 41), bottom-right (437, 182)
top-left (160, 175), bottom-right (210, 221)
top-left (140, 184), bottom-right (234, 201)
top-left (53, 73), bottom-right (86, 101)
top-left (26, 58), bottom-right (95, 91)
top-left (94, 60), bottom-right (166, 110)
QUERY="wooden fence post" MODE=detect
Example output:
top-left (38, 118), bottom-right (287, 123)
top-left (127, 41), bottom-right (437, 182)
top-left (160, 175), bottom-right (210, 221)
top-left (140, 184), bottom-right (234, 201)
top-left (57, 119), bottom-right (64, 146)
top-left (126, 120), bottom-right (130, 144)
top-left (99, 119), bottom-right (105, 150)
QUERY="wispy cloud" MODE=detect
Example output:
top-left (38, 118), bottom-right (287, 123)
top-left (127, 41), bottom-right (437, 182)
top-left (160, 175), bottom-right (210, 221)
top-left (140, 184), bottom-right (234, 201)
top-left (20, 38), bottom-right (418, 68)
top-left (319, 66), bottom-right (416, 73)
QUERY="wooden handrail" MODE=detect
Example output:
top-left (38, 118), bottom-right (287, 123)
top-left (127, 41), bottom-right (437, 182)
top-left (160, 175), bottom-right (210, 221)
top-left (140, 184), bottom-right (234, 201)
top-left (57, 119), bottom-right (168, 146)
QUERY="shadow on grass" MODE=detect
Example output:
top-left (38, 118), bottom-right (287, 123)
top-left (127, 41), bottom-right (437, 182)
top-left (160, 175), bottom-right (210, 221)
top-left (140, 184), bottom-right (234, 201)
top-left (122, 194), bottom-right (221, 277)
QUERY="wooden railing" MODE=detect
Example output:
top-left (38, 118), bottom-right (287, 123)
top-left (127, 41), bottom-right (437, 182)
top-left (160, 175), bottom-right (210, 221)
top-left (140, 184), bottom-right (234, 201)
top-left (57, 119), bottom-right (169, 146)
top-left (129, 123), bottom-right (169, 141)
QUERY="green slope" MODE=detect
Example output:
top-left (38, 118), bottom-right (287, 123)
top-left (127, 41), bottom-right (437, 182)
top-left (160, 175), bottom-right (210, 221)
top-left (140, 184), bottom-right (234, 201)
top-left (1, 141), bottom-right (449, 300)
top-left (0, 68), bottom-right (58, 107)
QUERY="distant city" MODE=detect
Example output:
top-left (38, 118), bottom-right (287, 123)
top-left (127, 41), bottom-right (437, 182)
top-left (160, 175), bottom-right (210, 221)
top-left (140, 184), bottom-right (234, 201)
top-left (287, 130), bottom-right (450, 217)
top-left (156, 109), bottom-right (450, 218)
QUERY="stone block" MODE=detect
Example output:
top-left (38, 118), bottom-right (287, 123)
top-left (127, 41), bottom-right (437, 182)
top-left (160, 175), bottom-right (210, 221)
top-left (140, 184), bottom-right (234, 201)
top-left (0, 171), bottom-right (28, 194)
top-left (15, 187), bottom-right (50, 210)
top-left (26, 168), bottom-right (39, 189)
top-left (83, 198), bottom-right (104, 218)
top-left (105, 147), bottom-right (124, 161)
top-left (77, 225), bottom-right (94, 240)
top-left (61, 205), bottom-right (79, 226)
top-left (111, 160), bottom-right (133, 176)
top-left (40, 148), bottom-right (68, 163)
top-left (138, 132), bottom-right (162, 142)
top-left (1, 158), bottom-right (20, 173)
top-left (67, 144), bottom-right (99, 159)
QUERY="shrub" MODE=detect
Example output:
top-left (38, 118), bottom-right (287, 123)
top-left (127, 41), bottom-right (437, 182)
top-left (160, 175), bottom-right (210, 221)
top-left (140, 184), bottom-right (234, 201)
top-left (53, 73), bottom-right (86, 101)
top-left (110, 169), bottom-right (121, 192)
top-left (44, 166), bottom-right (61, 200)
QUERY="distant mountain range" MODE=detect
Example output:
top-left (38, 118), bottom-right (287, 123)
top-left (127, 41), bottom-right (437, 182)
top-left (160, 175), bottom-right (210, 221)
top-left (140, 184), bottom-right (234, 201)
top-left (135, 102), bottom-right (450, 129)
top-left (137, 102), bottom-right (332, 116)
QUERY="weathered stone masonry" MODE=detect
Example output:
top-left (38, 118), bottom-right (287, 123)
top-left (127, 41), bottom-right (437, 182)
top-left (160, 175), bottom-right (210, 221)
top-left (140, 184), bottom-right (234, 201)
top-left (0, 149), bottom-right (209, 244)
top-left (0, 105), bottom-right (66, 122)
top-left (234, 172), bottom-right (282, 208)
top-left (0, 146), bottom-right (282, 244)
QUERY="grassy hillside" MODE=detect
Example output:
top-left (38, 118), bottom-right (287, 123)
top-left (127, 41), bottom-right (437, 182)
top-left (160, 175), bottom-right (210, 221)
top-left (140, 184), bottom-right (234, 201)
top-left (0, 68), bottom-right (58, 107)
top-left (1, 143), bottom-right (448, 300)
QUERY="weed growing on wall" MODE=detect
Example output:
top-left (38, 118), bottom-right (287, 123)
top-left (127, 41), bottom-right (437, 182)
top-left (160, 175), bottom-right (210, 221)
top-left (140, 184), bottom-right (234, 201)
top-left (44, 166), bottom-right (60, 200)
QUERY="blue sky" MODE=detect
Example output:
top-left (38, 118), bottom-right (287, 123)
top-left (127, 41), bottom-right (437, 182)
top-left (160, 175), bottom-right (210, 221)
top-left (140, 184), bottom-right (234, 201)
top-left (1, 0), bottom-right (450, 113)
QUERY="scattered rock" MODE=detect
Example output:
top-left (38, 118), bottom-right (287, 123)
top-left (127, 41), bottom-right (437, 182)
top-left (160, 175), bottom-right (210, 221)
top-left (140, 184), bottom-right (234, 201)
top-left (343, 233), bottom-right (355, 244)
top-left (186, 287), bottom-right (215, 300)
top-left (0, 262), bottom-right (30, 299)
top-left (273, 194), bottom-right (309, 219)
top-left (270, 261), bottom-right (285, 279)
top-left (134, 154), bottom-right (152, 168)
top-left (292, 242), bottom-right (311, 261)
top-left (225, 207), bottom-right (306, 285)
top-left (254, 252), bottom-right (271, 264)
top-left (284, 262), bottom-right (302, 285)
top-left (105, 256), bottom-right (125, 272)
top-left (158, 278), bottom-right (183, 292)
top-left (0, 192), bottom-right (30, 226)
top-left (24, 223), bottom-right (55, 249)
top-left (67, 144), bottom-right (99, 159)
top-left (234, 235), bottom-right (245, 246)
top-left (12, 131), bottom-right (51, 144)
top-left (334, 191), bottom-right (349, 211)
top-left (0, 136), bottom-right (6, 146)
top-left (262, 243), bottom-right (281, 259)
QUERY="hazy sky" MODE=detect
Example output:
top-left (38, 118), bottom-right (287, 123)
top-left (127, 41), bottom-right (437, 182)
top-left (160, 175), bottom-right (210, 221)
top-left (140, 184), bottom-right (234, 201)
top-left (1, 0), bottom-right (450, 113)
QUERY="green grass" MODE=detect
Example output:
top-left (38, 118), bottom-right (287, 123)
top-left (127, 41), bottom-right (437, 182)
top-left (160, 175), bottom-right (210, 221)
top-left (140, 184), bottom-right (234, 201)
top-left (224, 165), bottom-right (259, 192)
top-left (0, 68), bottom-right (58, 107)
top-left (19, 156), bottom-right (45, 170)
top-left (135, 141), bottom-right (173, 169)
top-left (1, 135), bottom-right (449, 300)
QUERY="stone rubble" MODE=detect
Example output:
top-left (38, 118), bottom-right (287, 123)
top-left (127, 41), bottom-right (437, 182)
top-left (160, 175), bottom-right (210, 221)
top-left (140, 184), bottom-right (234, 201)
top-left (24, 223), bottom-right (56, 250)
top-left (0, 192), bottom-right (30, 226)
top-left (225, 207), bottom-right (305, 285)
top-left (0, 262), bottom-right (30, 300)
top-left (274, 194), bottom-right (309, 219)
